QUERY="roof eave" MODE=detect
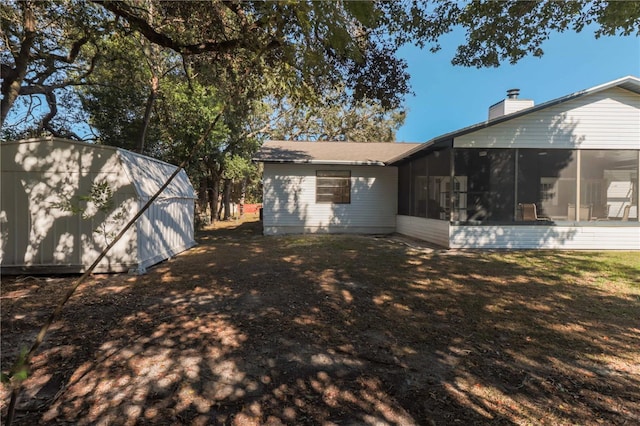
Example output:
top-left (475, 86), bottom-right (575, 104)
top-left (254, 159), bottom-right (386, 166)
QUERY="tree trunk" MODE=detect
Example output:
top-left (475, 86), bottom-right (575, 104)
top-left (0, 2), bottom-right (36, 126)
top-left (208, 163), bottom-right (223, 225)
top-left (222, 179), bottom-right (232, 220)
top-left (138, 74), bottom-right (158, 154)
top-left (239, 178), bottom-right (246, 217)
top-left (138, 7), bottom-right (160, 155)
top-left (208, 175), bottom-right (218, 224)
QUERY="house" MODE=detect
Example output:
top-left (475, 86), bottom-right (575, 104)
top-left (254, 141), bottom-right (420, 235)
top-left (1, 137), bottom-right (197, 273)
top-left (254, 76), bottom-right (640, 250)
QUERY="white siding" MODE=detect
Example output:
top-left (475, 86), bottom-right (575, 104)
top-left (488, 99), bottom-right (535, 120)
top-left (455, 87), bottom-right (640, 149)
top-left (263, 163), bottom-right (397, 235)
top-left (1, 139), bottom-right (139, 272)
top-left (396, 215), bottom-right (450, 247)
top-left (450, 224), bottom-right (640, 250)
top-left (1, 138), bottom-right (196, 273)
top-left (137, 198), bottom-right (195, 272)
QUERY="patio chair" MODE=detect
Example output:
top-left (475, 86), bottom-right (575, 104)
top-left (518, 203), bottom-right (548, 221)
top-left (621, 205), bottom-right (631, 221)
top-left (567, 204), bottom-right (592, 221)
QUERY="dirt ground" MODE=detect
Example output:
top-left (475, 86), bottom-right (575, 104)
top-left (1, 217), bottom-right (639, 425)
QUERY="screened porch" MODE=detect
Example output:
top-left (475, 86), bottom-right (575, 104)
top-left (397, 147), bottom-right (639, 225)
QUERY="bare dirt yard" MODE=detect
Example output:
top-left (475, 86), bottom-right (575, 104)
top-left (2, 217), bottom-right (639, 425)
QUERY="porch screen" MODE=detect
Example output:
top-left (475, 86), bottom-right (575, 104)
top-left (411, 157), bottom-right (427, 217)
top-left (316, 170), bottom-right (351, 203)
top-left (580, 150), bottom-right (638, 221)
top-left (396, 148), bottom-right (453, 220)
top-left (398, 163), bottom-right (411, 215)
top-left (427, 149), bottom-right (452, 219)
top-left (454, 149), bottom-right (515, 223)
top-left (517, 149), bottom-right (577, 220)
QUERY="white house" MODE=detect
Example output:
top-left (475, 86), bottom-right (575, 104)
top-left (255, 142), bottom-right (420, 235)
top-left (1, 137), bottom-right (197, 273)
top-left (255, 76), bottom-right (640, 250)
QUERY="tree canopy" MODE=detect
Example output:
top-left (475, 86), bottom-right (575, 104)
top-left (3, 0), bottom-right (639, 139)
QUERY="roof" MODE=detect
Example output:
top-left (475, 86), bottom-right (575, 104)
top-left (254, 140), bottom-right (422, 166)
top-left (117, 149), bottom-right (195, 200)
top-left (3, 137), bottom-right (195, 200)
top-left (387, 75), bottom-right (640, 164)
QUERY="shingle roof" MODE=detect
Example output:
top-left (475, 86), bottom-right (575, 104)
top-left (253, 140), bottom-right (422, 165)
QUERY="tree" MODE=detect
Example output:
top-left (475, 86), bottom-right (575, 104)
top-left (0, 0), bottom-right (113, 135)
top-left (264, 87), bottom-right (406, 142)
top-left (428, 1), bottom-right (640, 67)
top-left (77, 28), bottom-right (180, 152)
top-left (150, 77), bottom-right (246, 224)
top-left (4, 1), bottom-right (639, 138)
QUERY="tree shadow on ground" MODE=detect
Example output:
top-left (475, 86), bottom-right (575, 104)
top-left (1, 222), bottom-right (639, 425)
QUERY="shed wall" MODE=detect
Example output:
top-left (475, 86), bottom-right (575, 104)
top-left (455, 87), bottom-right (640, 149)
top-left (137, 198), bottom-right (195, 272)
top-left (263, 163), bottom-right (398, 235)
top-left (1, 138), bottom-right (197, 273)
top-left (1, 139), bottom-right (139, 273)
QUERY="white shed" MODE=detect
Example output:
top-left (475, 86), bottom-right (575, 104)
top-left (1, 137), bottom-right (197, 273)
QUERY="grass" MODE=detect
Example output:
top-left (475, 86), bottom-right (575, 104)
top-left (1, 217), bottom-right (639, 425)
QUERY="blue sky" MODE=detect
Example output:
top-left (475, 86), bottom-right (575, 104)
top-left (395, 28), bottom-right (640, 143)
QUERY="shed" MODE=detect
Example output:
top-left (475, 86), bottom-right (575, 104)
top-left (1, 137), bottom-right (197, 273)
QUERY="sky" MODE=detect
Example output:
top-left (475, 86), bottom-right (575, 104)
top-left (395, 28), bottom-right (640, 143)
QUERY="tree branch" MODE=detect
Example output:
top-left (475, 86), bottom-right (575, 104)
top-left (1, 2), bottom-right (37, 126)
top-left (95, 0), bottom-right (245, 55)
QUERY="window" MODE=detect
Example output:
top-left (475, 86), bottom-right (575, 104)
top-left (540, 177), bottom-right (558, 205)
top-left (316, 170), bottom-right (351, 203)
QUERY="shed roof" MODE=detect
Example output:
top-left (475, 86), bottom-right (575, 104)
top-left (387, 75), bottom-right (640, 164)
top-left (253, 140), bottom-right (421, 166)
top-left (117, 149), bottom-right (195, 200)
top-left (3, 137), bottom-right (195, 200)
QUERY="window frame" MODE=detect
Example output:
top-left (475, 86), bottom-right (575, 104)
top-left (316, 170), bottom-right (351, 204)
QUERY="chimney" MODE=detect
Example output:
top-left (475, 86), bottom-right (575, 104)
top-left (488, 88), bottom-right (534, 120)
top-left (506, 88), bottom-right (520, 99)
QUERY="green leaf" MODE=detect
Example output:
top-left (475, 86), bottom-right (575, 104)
top-left (1, 372), bottom-right (11, 385)
top-left (344, 1), bottom-right (379, 28)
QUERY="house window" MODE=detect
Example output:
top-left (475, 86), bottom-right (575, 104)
top-left (316, 170), bottom-right (351, 203)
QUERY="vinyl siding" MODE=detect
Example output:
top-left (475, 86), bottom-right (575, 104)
top-left (1, 138), bottom-right (196, 273)
top-left (0, 140), bottom-right (139, 272)
top-left (455, 87), bottom-right (640, 149)
top-left (450, 224), bottom-right (640, 250)
top-left (396, 216), bottom-right (450, 247)
top-left (137, 198), bottom-right (196, 272)
top-left (262, 163), bottom-right (397, 235)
